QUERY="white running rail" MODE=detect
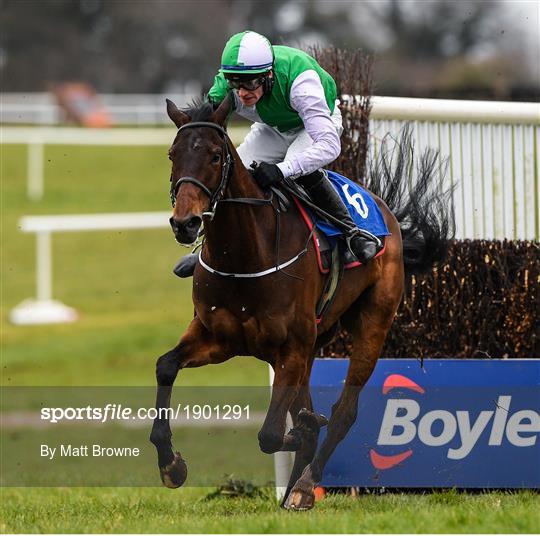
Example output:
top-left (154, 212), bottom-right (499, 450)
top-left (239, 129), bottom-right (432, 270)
top-left (9, 212), bottom-right (170, 325)
top-left (1, 126), bottom-right (247, 201)
top-left (367, 97), bottom-right (540, 240)
top-left (0, 92), bottom-right (201, 125)
top-left (3, 96), bottom-right (538, 239)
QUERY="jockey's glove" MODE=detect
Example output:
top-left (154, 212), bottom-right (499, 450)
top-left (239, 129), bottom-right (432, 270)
top-left (251, 162), bottom-right (284, 190)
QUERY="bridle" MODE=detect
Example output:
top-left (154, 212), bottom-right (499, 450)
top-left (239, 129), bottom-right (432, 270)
top-left (167, 120), bottom-right (312, 278)
top-left (169, 121), bottom-right (234, 220)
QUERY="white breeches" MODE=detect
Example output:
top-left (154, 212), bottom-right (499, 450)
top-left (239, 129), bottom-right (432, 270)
top-left (236, 104), bottom-right (343, 175)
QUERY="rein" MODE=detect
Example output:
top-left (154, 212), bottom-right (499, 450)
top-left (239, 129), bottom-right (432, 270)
top-left (169, 121), bottom-right (308, 278)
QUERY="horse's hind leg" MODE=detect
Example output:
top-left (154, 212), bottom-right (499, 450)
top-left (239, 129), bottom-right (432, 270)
top-left (284, 279), bottom-right (402, 510)
top-left (150, 317), bottom-right (232, 488)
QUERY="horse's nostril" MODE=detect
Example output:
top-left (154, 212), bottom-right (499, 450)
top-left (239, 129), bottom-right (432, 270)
top-left (185, 216), bottom-right (202, 231)
top-left (170, 216), bottom-right (201, 238)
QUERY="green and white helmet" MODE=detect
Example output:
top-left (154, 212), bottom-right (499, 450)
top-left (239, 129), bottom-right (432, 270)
top-left (220, 31), bottom-right (274, 75)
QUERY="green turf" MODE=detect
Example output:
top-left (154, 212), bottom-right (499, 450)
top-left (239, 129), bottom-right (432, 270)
top-left (1, 143), bottom-right (267, 387)
top-left (2, 424), bottom-right (274, 487)
top-left (1, 487), bottom-right (538, 533)
top-left (2, 142), bottom-right (538, 533)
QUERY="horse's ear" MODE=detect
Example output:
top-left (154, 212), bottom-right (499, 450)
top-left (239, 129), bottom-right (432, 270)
top-left (166, 98), bottom-right (189, 128)
top-left (212, 95), bottom-right (232, 127)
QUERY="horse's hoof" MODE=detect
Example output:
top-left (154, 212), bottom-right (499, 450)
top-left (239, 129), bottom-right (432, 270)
top-left (298, 408), bottom-right (327, 429)
top-left (159, 451), bottom-right (187, 488)
top-left (316, 413), bottom-right (329, 427)
top-left (283, 487), bottom-right (315, 511)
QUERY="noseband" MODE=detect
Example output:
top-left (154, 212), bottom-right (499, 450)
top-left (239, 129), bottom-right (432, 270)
top-left (169, 121), bottom-right (233, 220)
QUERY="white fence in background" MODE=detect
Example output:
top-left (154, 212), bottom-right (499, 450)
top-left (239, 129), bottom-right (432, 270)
top-left (6, 97), bottom-right (540, 324)
top-left (1, 92), bottom-right (200, 125)
top-left (368, 97), bottom-right (540, 241)
top-left (9, 212), bottom-right (171, 325)
top-left (3, 96), bottom-right (539, 237)
top-left (0, 125), bottom-right (247, 201)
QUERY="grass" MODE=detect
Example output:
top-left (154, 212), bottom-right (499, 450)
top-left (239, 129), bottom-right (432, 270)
top-left (1, 143), bottom-right (267, 387)
top-left (1, 142), bottom-right (539, 533)
top-left (1, 488), bottom-right (538, 533)
top-left (2, 424), bottom-right (274, 487)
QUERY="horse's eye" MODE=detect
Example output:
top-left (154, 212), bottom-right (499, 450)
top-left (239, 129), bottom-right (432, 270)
top-left (211, 153), bottom-right (221, 164)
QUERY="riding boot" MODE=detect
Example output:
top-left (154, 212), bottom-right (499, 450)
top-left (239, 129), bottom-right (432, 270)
top-left (173, 252), bottom-right (198, 278)
top-left (298, 170), bottom-right (379, 264)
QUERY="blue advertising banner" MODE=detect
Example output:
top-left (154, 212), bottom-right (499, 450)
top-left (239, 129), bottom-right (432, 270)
top-left (310, 359), bottom-right (540, 488)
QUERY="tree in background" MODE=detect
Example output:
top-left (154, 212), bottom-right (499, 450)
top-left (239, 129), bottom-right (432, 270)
top-left (0, 0), bottom-right (537, 100)
top-left (350, 0), bottom-right (537, 99)
top-left (1, 0), bottom-right (242, 93)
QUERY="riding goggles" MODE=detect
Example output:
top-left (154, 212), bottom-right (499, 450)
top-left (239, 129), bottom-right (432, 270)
top-left (226, 75), bottom-right (267, 91)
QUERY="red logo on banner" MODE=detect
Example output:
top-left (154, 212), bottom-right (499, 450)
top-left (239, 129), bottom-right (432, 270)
top-left (370, 374), bottom-right (424, 469)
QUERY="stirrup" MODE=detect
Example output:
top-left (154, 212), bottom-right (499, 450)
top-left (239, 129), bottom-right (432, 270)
top-left (173, 253), bottom-right (198, 278)
top-left (345, 233), bottom-right (379, 264)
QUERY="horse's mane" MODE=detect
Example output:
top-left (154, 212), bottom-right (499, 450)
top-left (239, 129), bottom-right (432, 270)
top-left (181, 98), bottom-right (215, 122)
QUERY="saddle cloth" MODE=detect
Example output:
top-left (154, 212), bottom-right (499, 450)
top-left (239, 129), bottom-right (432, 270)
top-left (294, 170), bottom-right (390, 273)
top-left (315, 170), bottom-right (390, 240)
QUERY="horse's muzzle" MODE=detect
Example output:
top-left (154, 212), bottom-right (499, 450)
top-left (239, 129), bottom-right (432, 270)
top-left (169, 215), bottom-right (202, 245)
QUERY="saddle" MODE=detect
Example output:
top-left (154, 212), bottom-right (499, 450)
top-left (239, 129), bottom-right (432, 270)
top-left (282, 171), bottom-right (390, 323)
top-left (175, 171), bottom-right (389, 324)
top-left (292, 196), bottom-right (386, 323)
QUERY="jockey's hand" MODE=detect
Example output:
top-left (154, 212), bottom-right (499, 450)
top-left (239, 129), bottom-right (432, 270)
top-left (251, 162), bottom-right (284, 190)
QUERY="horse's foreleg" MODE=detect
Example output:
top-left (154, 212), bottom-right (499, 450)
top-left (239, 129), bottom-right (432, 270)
top-left (284, 285), bottom-right (401, 510)
top-left (150, 317), bottom-right (232, 488)
top-left (257, 352), bottom-right (308, 454)
top-left (150, 347), bottom-right (186, 487)
top-left (281, 385), bottom-right (328, 506)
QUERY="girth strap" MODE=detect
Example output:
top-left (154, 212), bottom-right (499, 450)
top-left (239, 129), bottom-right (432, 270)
top-left (198, 248), bottom-right (308, 278)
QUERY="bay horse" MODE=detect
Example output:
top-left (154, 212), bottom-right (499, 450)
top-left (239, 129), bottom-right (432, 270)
top-left (150, 95), bottom-right (453, 510)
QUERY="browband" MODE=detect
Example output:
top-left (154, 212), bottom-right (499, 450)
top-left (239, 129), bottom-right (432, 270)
top-left (178, 121), bottom-right (227, 137)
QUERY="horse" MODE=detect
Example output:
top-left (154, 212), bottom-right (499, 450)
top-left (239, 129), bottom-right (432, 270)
top-left (150, 95), bottom-right (454, 510)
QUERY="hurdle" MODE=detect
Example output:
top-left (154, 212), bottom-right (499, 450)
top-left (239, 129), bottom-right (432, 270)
top-left (9, 211), bottom-right (170, 325)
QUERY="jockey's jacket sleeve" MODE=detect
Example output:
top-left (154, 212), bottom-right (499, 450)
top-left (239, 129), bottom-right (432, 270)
top-left (208, 72), bottom-right (228, 104)
top-left (276, 70), bottom-right (341, 178)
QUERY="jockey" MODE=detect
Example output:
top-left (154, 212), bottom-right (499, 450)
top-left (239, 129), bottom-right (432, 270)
top-left (174, 30), bottom-right (378, 278)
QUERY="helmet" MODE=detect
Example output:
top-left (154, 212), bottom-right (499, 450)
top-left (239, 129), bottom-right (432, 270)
top-left (220, 31), bottom-right (274, 75)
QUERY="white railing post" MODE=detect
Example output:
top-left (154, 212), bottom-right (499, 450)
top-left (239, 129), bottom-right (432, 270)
top-left (9, 211), bottom-right (172, 325)
top-left (27, 140), bottom-right (44, 201)
top-left (36, 231), bottom-right (52, 301)
top-left (269, 365), bottom-right (294, 501)
top-left (10, 224), bottom-right (77, 326)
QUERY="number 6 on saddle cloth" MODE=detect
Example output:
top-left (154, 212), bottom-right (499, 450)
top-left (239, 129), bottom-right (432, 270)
top-left (292, 171), bottom-right (390, 323)
top-left (305, 170), bottom-right (390, 246)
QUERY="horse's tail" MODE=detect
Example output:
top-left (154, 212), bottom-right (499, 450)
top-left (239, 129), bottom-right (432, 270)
top-left (365, 126), bottom-right (455, 276)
